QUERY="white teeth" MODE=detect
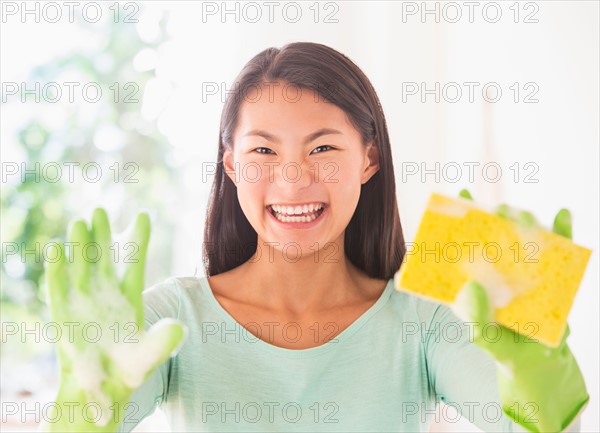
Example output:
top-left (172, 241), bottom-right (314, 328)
top-left (271, 203), bottom-right (324, 215)
top-left (269, 203), bottom-right (325, 223)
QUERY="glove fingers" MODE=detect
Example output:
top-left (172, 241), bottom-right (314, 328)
top-left (119, 211), bottom-right (151, 327)
top-left (452, 280), bottom-right (494, 325)
top-left (552, 208), bottom-right (572, 240)
top-left (91, 208), bottom-right (118, 284)
top-left (140, 319), bottom-right (187, 377)
top-left (495, 202), bottom-right (541, 231)
top-left (452, 281), bottom-right (516, 362)
top-left (67, 219), bottom-right (91, 294)
top-left (458, 188), bottom-right (473, 200)
top-left (45, 240), bottom-right (68, 322)
top-left (515, 210), bottom-right (539, 228)
top-left (115, 319), bottom-right (187, 390)
top-left (143, 319), bottom-right (187, 366)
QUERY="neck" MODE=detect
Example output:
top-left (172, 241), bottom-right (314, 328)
top-left (237, 234), bottom-right (368, 315)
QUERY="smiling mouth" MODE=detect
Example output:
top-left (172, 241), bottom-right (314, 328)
top-left (267, 204), bottom-right (327, 223)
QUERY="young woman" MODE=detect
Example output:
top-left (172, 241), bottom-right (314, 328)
top-left (44, 42), bottom-right (588, 433)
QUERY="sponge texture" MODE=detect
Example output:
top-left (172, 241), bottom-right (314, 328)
top-left (394, 193), bottom-right (592, 347)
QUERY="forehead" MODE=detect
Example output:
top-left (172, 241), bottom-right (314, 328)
top-left (235, 83), bottom-right (357, 137)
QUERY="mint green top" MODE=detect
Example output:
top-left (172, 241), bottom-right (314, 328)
top-left (117, 276), bottom-right (578, 432)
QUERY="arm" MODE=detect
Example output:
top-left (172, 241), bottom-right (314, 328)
top-left (116, 345), bottom-right (168, 433)
top-left (117, 278), bottom-right (183, 433)
top-left (425, 302), bottom-right (521, 432)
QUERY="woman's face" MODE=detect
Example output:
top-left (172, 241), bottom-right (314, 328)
top-left (223, 81), bottom-right (380, 258)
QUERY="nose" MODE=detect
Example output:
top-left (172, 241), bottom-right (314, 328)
top-left (272, 155), bottom-right (314, 193)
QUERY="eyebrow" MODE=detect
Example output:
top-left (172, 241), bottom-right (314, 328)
top-left (242, 128), bottom-right (343, 145)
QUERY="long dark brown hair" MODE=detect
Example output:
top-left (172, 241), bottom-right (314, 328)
top-left (202, 42), bottom-right (405, 280)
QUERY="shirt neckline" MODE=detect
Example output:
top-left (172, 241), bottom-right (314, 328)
top-left (198, 276), bottom-right (394, 359)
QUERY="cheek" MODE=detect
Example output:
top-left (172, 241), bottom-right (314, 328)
top-left (235, 174), bottom-right (269, 219)
top-left (328, 168), bottom-right (363, 214)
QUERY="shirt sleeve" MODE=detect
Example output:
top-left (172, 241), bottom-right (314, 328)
top-left (116, 278), bottom-right (181, 432)
top-left (422, 302), bottom-right (583, 433)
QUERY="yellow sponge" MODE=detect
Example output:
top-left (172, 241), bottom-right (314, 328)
top-left (394, 192), bottom-right (592, 347)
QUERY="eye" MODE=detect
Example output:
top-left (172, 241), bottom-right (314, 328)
top-left (252, 145), bottom-right (334, 155)
top-left (311, 145), bottom-right (334, 154)
top-left (252, 147), bottom-right (275, 155)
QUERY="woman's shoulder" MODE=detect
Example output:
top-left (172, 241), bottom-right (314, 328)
top-left (141, 275), bottom-right (207, 322)
top-left (387, 279), bottom-right (449, 323)
top-left (143, 275), bottom-right (204, 297)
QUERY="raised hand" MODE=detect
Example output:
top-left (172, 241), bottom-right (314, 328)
top-left (451, 189), bottom-right (589, 432)
top-left (40, 209), bottom-right (187, 432)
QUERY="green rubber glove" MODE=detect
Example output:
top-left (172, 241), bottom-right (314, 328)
top-left (40, 209), bottom-right (187, 432)
top-left (451, 189), bottom-right (590, 433)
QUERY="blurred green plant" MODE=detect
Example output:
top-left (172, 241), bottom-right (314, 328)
top-left (1, 9), bottom-right (179, 376)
